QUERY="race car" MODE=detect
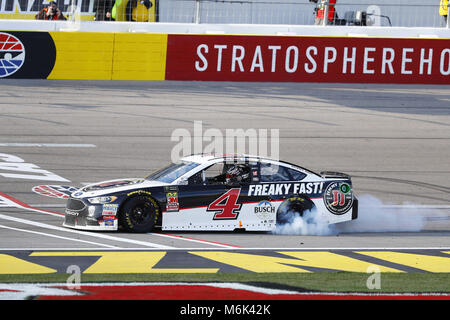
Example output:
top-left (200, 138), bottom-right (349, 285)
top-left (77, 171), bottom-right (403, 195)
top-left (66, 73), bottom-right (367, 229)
top-left (63, 154), bottom-right (358, 232)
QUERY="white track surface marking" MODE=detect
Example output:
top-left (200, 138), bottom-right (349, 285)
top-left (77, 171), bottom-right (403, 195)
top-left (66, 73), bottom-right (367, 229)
top-left (0, 143), bottom-right (96, 148)
top-left (0, 224), bottom-right (117, 248)
top-left (150, 233), bottom-right (241, 249)
top-left (0, 213), bottom-right (173, 249)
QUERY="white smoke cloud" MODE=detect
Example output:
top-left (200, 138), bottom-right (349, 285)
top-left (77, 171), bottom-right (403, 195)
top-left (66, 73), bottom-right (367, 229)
top-left (272, 208), bottom-right (337, 236)
top-left (272, 194), bottom-right (446, 236)
top-left (336, 194), bottom-right (427, 233)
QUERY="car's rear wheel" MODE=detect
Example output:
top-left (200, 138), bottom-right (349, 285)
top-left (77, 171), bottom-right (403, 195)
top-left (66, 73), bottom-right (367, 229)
top-left (119, 195), bottom-right (160, 233)
top-left (276, 196), bottom-right (314, 225)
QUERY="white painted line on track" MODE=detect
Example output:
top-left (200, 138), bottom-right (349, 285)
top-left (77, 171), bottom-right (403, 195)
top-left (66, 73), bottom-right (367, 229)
top-left (0, 143), bottom-right (96, 148)
top-left (0, 204), bottom-right (66, 208)
top-left (150, 232), bottom-right (242, 249)
top-left (0, 247), bottom-right (449, 251)
top-left (0, 284), bottom-right (83, 300)
top-left (0, 213), bottom-right (173, 249)
top-left (0, 192), bottom-right (65, 217)
top-left (0, 224), bottom-right (117, 248)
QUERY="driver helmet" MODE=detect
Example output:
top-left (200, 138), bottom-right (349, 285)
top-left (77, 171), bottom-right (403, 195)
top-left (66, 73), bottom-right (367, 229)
top-left (225, 164), bottom-right (250, 184)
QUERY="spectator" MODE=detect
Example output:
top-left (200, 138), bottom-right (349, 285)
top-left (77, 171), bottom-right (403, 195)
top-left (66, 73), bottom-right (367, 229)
top-left (94, 0), bottom-right (115, 21)
top-left (312, 0), bottom-right (337, 25)
top-left (126, 0), bottom-right (153, 22)
top-left (440, 0), bottom-right (448, 25)
top-left (35, 1), bottom-right (67, 20)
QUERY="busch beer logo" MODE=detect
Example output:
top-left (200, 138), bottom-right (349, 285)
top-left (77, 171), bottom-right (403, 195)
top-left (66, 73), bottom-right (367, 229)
top-left (254, 200), bottom-right (275, 220)
top-left (323, 182), bottom-right (353, 215)
top-left (0, 32), bottom-right (25, 78)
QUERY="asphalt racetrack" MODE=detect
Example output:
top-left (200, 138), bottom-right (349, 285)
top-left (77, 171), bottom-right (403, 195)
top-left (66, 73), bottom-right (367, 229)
top-left (0, 80), bottom-right (449, 251)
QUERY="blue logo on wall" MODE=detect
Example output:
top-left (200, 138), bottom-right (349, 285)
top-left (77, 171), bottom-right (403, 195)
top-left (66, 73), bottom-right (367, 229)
top-left (0, 32), bottom-right (25, 78)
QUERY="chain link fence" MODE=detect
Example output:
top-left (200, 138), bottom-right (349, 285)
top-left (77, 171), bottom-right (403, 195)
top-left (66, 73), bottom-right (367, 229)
top-left (0, 0), bottom-right (448, 28)
top-left (160, 0), bottom-right (448, 28)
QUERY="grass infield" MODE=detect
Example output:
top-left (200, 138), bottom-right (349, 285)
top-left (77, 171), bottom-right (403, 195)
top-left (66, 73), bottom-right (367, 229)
top-left (0, 272), bottom-right (449, 293)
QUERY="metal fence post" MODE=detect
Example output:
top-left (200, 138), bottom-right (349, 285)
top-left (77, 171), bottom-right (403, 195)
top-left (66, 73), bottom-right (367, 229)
top-left (447, 3), bottom-right (449, 28)
top-left (195, 0), bottom-right (201, 24)
top-left (322, 1), bottom-right (328, 26)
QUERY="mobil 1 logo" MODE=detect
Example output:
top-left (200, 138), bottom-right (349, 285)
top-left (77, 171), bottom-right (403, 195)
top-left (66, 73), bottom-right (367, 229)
top-left (323, 181), bottom-right (353, 215)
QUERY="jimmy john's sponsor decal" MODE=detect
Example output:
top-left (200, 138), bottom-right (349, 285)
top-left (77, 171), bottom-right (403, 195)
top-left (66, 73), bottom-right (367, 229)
top-left (248, 182), bottom-right (323, 196)
top-left (323, 182), bottom-right (353, 215)
top-left (254, 200), bottom-right (276, 220)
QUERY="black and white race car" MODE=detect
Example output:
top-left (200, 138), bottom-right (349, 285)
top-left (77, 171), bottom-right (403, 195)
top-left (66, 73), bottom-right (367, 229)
top-left (63, 154), bottom-right (358, 232)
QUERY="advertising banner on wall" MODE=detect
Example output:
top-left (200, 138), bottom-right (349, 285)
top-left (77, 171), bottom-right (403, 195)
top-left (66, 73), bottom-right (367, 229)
top-left (0, 31), bottom-right (55, 79)
top-left (0, 30), bottom-right (167, 80)
top-left (165, 35), bottom-right (450, 84)
top-left (0, 30), bottom-right (448, 83)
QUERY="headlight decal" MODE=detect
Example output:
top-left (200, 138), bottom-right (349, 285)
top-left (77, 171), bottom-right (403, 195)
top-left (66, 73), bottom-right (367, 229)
top-left (87, 196), bottom-right (117, 204)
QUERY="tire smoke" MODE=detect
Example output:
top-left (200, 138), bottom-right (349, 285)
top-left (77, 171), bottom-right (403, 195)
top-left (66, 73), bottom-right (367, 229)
top-left (336, 194), bottom-right (428, 233)
top-left (272, 207), bottom-right (337, 236)
top-left (272, 194), bottom-right (445, 236)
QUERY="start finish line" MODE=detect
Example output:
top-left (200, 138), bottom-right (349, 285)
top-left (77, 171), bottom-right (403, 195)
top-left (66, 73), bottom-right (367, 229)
top-left (0, 250), bottom-right (449, 274)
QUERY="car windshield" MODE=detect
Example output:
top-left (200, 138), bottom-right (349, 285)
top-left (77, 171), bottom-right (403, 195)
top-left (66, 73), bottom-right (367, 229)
top-left (145, 161), bottom-right (199, 183)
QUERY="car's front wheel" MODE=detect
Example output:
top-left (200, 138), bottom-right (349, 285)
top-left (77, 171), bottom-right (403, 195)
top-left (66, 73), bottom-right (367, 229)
top-left (119, 195), bottom-right (160, 233)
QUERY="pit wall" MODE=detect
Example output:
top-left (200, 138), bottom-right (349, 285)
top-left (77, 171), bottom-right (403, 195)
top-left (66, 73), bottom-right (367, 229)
top-left (1, 21), bottom-right (449, 83)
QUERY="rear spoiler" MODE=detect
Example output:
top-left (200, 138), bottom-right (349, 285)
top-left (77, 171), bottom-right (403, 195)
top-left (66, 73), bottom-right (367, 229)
top-left (320, 171), bottom-right (351, 179)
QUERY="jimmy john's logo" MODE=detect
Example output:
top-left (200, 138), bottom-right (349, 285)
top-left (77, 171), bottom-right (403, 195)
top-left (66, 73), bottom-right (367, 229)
top-left (248, 182), bottom-right (323, 196)
top-left (0, 32), bottom-right (25, 78)
top-left (323, 182), bottom-right (353, 215)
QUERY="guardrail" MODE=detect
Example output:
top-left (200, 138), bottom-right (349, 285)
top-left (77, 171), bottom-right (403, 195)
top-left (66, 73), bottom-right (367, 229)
top-left (0, 0), bottom-right (448, 28)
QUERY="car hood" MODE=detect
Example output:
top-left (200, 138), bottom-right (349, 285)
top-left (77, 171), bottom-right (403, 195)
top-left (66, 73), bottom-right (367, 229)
top-left (71, 178), bottom-right (170, 198)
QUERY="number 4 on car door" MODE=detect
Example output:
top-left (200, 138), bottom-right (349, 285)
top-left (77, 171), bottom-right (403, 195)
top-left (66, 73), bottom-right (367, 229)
top-left (207, 188), bottom-right (242, 220)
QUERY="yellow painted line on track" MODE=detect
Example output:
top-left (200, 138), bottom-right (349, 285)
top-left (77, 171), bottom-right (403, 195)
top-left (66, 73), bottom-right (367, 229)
top-left (191, 251), bottom-right (402, 273)
top-left (0, 254), bottom-right (56, 274)
top-left (355, 251), bottom-right (450, 273)
top-left (30, 251), bottom-right (218, 274)
top-left (0, 251), bottom-right (449, 274)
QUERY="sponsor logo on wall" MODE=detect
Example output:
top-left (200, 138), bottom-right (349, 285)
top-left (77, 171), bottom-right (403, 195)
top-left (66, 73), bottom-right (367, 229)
top-left (166, 35), bottom-right (450, 84)
top-left (0, 31), bottom-right (56, 79)
top-left (0, 32), bottom-right (25, 78)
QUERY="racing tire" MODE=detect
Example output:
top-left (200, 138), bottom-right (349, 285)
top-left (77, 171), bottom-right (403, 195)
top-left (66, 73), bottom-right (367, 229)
top-left (276, 196), bottom-right (315, 226)
top-left (119, 195), bottom-right (160, 233)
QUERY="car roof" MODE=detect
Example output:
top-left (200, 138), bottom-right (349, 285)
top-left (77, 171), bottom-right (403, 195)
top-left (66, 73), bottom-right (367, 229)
top-left (179, 153), bottom-right (322, 177)
top-left (180, 153), bottom-right (273, 164)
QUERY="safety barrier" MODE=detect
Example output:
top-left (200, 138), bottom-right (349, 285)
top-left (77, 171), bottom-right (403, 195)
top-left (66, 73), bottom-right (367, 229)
top-left (1, 28), bottom-right (449, 83)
